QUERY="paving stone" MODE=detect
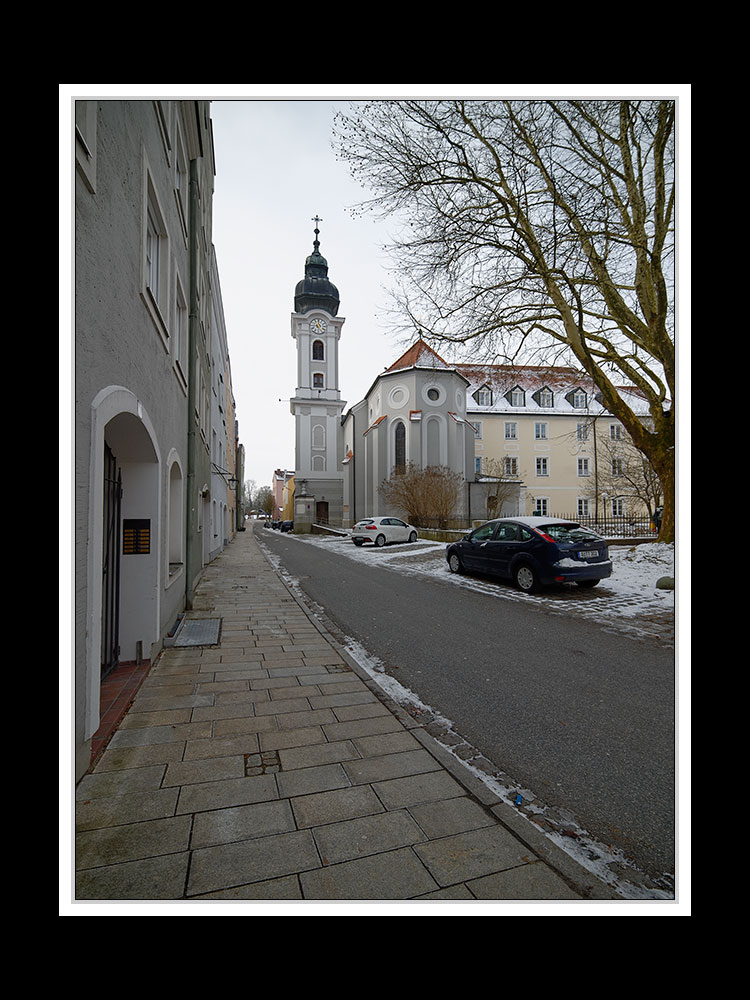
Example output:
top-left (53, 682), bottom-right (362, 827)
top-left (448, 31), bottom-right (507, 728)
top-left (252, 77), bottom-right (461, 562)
top-left (278, 740), bottom-right (360, 771)
top-left (192, 874), bottom-right (303, 900)
top-left (76, 765), bottom-right (167, 800)
top-left (343, 749), bottom-right (441, 786)
top-left (466, 862), bottom-right (583, 900)
top-left (373, 770), bottom-right (468, 810)
top-left (108, 721), bottom-right (213, 746)
top-left (299, 847), bottom-right (438, 900)
top-left (322, 715), bottom-right (404, 742)
top-left (291, 785), bottom-right (385, 829)
top-left (190, 799), bottom-right (296, 849)
top-left (93, 742), bottom-right (185, 772)
top-left (313, 809), bottom-right (427, 865)
top-left (276, 763), bottom-right (351, 799)
top-left (163, 756), bottom-right (246, 787)
top-left (76, 815), bottom-right (193, 869)
top-left (175, 774), bottom-right (278, 814)
top-left (414, 825), bottom-right (530, 887)
top-left (407, 797), bottom-right (497, 839)
top-left (76, 787), bottom-right (180, 831)
top-left (258, 726), bottom-right (327, 752)
top-left (183, 734), bottom-right (260, 760)
top-left (353, 731), bottom-right (421, 757)
top-left (76, 852), bottom-right (190, 900)
top-left (187, 830), bottom-right (320, 896)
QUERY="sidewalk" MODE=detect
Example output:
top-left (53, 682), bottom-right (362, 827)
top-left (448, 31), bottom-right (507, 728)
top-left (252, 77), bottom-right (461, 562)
top-left (74, 525), bottom-right (619, 905)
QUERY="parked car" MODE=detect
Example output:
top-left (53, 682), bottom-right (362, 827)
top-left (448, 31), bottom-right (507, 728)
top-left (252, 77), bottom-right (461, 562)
top-left (445, 517), bottom-right (611, 592)
top-left (351, 516), bottom-right (419, 547)
top-left (280, 520), bottom-right (294, 533)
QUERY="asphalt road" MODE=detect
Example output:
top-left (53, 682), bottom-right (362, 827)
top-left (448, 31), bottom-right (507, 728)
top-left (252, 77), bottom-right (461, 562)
top-left (259, 528), bottom-right (675, 891)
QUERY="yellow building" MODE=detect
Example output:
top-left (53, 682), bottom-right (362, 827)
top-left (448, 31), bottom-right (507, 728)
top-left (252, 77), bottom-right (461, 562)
top-left (458, 363), bottom-right (655, 521)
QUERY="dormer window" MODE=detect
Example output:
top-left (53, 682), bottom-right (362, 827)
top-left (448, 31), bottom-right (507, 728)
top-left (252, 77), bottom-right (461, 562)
top-left (473, 385), bottom-right (493, 406)
top-left (533, 387), bottom-right (554, 407)
top-left (312, 340), bottom-right (324, 361)
top-left (566, 387), bottom-right (588, 409)
top-left (505, 386), bottom-right (525, 407)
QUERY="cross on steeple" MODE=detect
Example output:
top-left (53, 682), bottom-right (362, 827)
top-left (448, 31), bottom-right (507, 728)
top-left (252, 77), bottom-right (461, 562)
top-left (312, 215), bottom-right (322, 251)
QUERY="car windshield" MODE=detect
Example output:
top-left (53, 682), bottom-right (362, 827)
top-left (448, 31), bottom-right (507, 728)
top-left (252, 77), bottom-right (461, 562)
top-left (539, 523), bottom-right (601, 543)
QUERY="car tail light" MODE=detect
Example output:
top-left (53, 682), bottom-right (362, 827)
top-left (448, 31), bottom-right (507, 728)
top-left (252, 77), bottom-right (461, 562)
top-left (366, 525), bottom-right (377, 530)
top-left (534, 529), bottom-right (557, 543)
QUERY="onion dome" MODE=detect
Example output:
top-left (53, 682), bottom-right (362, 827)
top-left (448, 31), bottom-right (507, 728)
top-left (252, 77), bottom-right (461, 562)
top-left (294, 218), bottom-right (340, 316)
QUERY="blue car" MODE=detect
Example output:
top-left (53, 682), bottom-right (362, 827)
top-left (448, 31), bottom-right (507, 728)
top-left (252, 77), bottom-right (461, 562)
top-left (445, 517), bottom-right (612, 593)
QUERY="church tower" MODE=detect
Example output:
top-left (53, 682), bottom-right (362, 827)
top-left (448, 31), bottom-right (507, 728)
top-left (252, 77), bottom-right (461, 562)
top-left (290, 219), bottom-right (346, 530)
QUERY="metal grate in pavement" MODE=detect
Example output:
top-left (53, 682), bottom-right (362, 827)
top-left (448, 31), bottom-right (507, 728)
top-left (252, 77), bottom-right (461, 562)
top-left (172, 617), bottom-right (222, 647)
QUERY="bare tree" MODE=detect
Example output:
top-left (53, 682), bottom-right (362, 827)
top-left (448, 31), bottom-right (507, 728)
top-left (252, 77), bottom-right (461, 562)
top-left (478, 457), bottom-right (524, 519)
top-left (334, 100), bottom-right (675, 541)
top-left (379, 463), bottom-right (463, 527)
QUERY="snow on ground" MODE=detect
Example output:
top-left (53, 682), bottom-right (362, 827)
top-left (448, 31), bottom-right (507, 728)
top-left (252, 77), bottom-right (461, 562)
top-left (258, 526), bottom-right (679, 899)
top-left (268, 527), bottom-right (676, 644)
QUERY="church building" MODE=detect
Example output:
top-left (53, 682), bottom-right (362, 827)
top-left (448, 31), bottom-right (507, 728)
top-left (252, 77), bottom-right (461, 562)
top-left (289, 224), bottom-right (478, 531)
top-left (289, 220), bottom-right (347, 529)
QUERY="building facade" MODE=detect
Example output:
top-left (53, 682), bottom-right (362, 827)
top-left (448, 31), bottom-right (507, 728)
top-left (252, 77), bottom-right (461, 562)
top-left (74, 100), bottom-right (240, 781)
top-left (459, 363), bottom-right (653, 520)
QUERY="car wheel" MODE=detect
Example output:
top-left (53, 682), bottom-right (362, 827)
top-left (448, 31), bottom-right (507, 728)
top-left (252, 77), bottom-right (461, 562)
top-left (375, 534), bottom-right (386, 547)
top-left (448, 552), bottom-right (463, 574)
top-left (576, 578), bottom-right (600, 588)
top-left (353, 539), bottom-right (363, 546)
top-left (408, 531), bottom-right (417, 543)
top-left (514, 563), bottom-right (538, 593)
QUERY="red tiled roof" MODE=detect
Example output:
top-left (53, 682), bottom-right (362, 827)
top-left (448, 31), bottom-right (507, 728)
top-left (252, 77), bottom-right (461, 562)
top-left (385, 339), bottom-right (450, 373)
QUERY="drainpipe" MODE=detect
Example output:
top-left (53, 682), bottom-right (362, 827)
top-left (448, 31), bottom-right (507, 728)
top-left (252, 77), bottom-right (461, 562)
top-left (185, 156), bottom-right (200, 610)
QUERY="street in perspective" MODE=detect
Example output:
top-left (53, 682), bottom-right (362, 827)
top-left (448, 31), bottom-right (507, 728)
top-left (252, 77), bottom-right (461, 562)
top-left (258, 523), bottom-right (676, 899)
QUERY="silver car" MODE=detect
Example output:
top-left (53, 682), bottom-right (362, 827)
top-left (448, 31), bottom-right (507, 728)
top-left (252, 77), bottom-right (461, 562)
top-left (351, 517), bottom-right (419, 547)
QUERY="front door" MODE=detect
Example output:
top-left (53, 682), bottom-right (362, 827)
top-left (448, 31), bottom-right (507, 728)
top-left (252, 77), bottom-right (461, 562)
top-left (315, 501), bottom-right (329, 524)
top-left (101, 444), bottom-right (122, 679)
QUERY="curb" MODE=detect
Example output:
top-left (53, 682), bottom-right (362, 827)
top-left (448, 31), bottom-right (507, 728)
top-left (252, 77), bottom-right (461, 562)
top-left (256, 535), bottom-right (621, 901)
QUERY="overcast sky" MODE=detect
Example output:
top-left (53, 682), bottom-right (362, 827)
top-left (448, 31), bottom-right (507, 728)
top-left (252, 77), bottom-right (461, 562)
top-left (210, 98), bottom-right (407, 490)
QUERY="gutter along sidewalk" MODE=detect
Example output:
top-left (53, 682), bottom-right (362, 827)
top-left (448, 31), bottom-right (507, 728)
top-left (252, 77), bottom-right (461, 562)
top-left (75, 525), bottom-right (618, 904)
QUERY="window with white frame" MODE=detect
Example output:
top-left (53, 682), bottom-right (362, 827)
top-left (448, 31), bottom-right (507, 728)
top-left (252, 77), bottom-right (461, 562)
top-left (611, 457), bottom-right (624, 476)
top-left (313, 373), bottom-right (324, 388)
top-left (510, 387), bottom-right (525, 406)
top-left (504, 456), bottom-right (518, 476)
top-left (610, 423), bottom-right (624, 440)
top-left (505, 422), bottom-right (517, 439)
top-left (534, 422), bottom-right (548, 439)
top-left (576, 422), bottom-right (589, 441)
top-left (577, 497), bottom-right (590, 517)
top-left (142, 168), bottom-right (170, 344)
top-left (572, 389), bottom-right (587, 408)
top-left (533, 497), bottom-right (549, 515)
top-left (536, 457), bottom-right (549, 476)
top-left (475, 386), bottom-right (492, 406)
top-left (537, 388), bottom-right (553, 407)
top-left (473, 421), bottom-right (483, 439)
top-left (174, 275), bottom-right (188, 383)
top-left (578, 457), bottom-right (590, 476)
top-left (611, 498), bottom-right (626, 516)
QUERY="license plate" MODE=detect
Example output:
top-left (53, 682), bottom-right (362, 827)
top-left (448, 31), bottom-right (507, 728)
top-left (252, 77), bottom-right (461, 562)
top-left (578, 550), bottom-right (599, 559)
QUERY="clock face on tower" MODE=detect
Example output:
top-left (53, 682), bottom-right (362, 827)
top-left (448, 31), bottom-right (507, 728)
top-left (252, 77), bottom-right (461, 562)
top-left (309, 317), bottom-right (327, 334)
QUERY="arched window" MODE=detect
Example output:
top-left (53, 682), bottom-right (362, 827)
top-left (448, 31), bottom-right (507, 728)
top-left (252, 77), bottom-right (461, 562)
top-left (394, 421), bottom-right (406, 473)
top-left (312, 340), bottom-right (324, 360)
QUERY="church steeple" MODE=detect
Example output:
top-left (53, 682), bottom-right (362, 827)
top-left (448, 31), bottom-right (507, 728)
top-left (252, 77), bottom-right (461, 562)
top-left (294, 216), bottom-right (340, 316)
